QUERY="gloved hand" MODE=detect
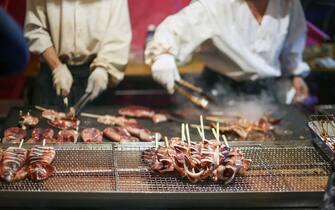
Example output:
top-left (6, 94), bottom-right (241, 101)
top-left (86, 67), bottom-right (109, 101)
top-left (151, 54), bottom-right (181, 94)
top-left (52, 64), bottom-right (73, 96)
top-left (293, 76), bottom-right (309, 103)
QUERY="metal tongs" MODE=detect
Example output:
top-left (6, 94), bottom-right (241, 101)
top-left (174, 79), bottom-right (213, 109)
top-left (70, 92), bottom-right (92, 117)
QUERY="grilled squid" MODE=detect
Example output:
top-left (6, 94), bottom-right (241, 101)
top-left (1, 147), bottom-right (28, 182)
top-left (27, 146), bottom-right (56, 181)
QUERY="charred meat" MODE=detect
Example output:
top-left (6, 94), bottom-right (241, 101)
top-left (19, 112), bottom-right (39, 129)
top-left (81, 128), bottom-right (103, 144)
top-left (27, 128), bottom-right (56, 144)
top-left (103, 127), bottom-right (139, 142)
top-left (142, 138), bottom-right (251, 184)
top-left (1, 147), bottom-right (28, 182)
top-left (119, 105), bottom-right (168, 124)
top-left (27, 145), bottom-right (56, 181)
top-left (57, 130), bottom-right (79, 143)
top-left (3, 127), bottom-right (27, 144)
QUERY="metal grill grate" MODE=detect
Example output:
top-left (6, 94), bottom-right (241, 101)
top-left (0, 144), bottom-right (331, 193)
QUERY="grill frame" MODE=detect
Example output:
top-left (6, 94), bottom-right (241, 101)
top-left (0, 142), bottom-right (331, 208)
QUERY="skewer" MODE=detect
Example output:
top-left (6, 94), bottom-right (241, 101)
top-left (196, 126), bottom-right (204, 140)
top-left (190, 124), bottom-right (211, 130)
top-left (19, 139), bottom-right (24, 148)
top-left (181, 123), bottom-right (186, 142)
top-left (42, 139), bottom-right (46, 146)
top-left (186, 123), bottom-right (191, 146)
top-left (222, 135), bottom-right (229, 147)
top-left (164, 136), bottom-right (169, 148)
top-left (80, 112), bottom-right (102, 119)
top-left (155, 133), bottom-right (159, 150)
top-left (35, 105), bottom-right (47, 112)
top-left (200, 115), bottom-right (205, 140)
top-left (211, 128), bottom-right (218, 141)
top-left (216, 122), bottom-right (221, 144)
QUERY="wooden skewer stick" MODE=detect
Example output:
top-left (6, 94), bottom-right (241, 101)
top-left (81, 112), bottom-right (103, 119)
top-left (216, 122), bottom-right (221, 144)
top-left (190, 124), bottom-right (211, 130)
top-left (186, 123), bottom-right (191, 146)
top-left (155, 133), bottom-right (159, 150)
top-left (42, 139), bottom-right (46, 147)
top-left (211, 128), bottom-right (219, 141)
top-left (164, 136), bottom-right (170, 148)
top-left (200, 115), bottom-right (205, 140)
top-left (222, 135), bottom-right (229, 147)
top-left (19, 139), bottom-right (24, 148)
top-left (197, 126), bottom-right (203, 139)
top-left (181, 123), bottom-right (186, 142)
top-left (35, 105), bottom-right (47, 112)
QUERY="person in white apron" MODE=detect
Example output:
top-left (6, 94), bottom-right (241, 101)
top-left (145, 0), bottom-right (310, 104)
top-left (25, 0), bottom-right (131, 107)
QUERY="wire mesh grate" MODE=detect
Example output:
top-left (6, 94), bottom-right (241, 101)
top-left (0, 144), bottom-right (331, 193)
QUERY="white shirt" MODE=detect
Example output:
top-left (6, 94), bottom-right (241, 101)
top-left (25, 0), bottom-right (132, 84)
top-left (145, 0), bottom-right (310, 81)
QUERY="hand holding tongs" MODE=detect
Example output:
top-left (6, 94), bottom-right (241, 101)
top-left (174, 79), bottom-right (213, 109)
top-left (70, 92), bottom-right (92, 117)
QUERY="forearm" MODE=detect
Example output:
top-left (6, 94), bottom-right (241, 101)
top-left (42, 47), bottom-right (62, 70)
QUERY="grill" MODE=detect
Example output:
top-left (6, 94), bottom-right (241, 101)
top-left (309, 115), bottom-right (335, 160)
top-left (0, 143), bottom-right (330, 193)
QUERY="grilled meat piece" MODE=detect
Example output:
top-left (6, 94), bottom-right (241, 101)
top-left (27, 128), bottom-right (56, 144)
top-left (27, 146), bottom-right (56, 181)
top-left (97, 115), bottom-right (138, 127)
top-left (142, 138), bottom-right (251, 183)
top-left (3, 127), bottom-right (27, 144)
top-left (42, 109), bottom-right (66, 121)
top-left (57, 130), bottom-right (79, 143)
top-left (19, 113), bottom-right (39, 129)
top-left (103, 127), bottom-right (139, 142)
top-left (42, 109), bottom-right (80, 130)
top-left (119, 105), bottom-right (168, 124)
top-left (123, 122), bottom-right (162, 142)
top-left (81, 128), bottom-right (103, 143)
top-left (1, 147), bottom-right (28, 182)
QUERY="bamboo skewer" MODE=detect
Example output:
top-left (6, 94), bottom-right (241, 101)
top-left (181, 123), bottom-right (186, 142)
top-left (155, 133), bottom-right (159, 150)
top-left (186, 124), bottom-right (191, 146)
top-left (222, 135), bottom-right (229, 147)
top-left (196, 126), bottom-right (203, 140)
top-left (200, 115), bottom-right (205, 140)
top-left (190, 124), bottom-right (211, 130)
top-left (42, 139), bottom-right (46, 147)
top-left (164, 136), bottom-right (169, 148)
top-left (80, 112), bottom-right (102, 119)
top-left (35, 105), bottom-right (47, 112)
top-left (19, 139), bottom-right (24, 148)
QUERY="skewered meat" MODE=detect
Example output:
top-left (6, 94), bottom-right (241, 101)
top-left (81, 128), bottom-right (103, 143)
top-left (3, 127), bottom-right (27, 144)
top-left (42, 109), bottom-right (66, 121)
top-left (97, 115), bottom-right (162, 142)
top-left (210, 115), bottom-right (277, 140)
top-left (97, 115), bottom-right (138, 127)
top-left (57, 130), bottom-right (79, 143)
top-left (103, 127), bottom-right (139, 142)
top-left (119, 105), bottom-right (168, 124)
top-left (42, 109), bottom-right (80, 130)
top-left (27, 145), bottom-right (56, 181)
top-left (19, 112), bottom-right (39, 129)
top-left (48, 117), bottom-right (79, 130)
top-left (142, 138), bottom-right (251, 184)
top-left (123, 122), bottom-right (162, 142)
top-left (27, 128), bottom-right (57, 144)
top-left (1, 147), bottom-right (28, 182)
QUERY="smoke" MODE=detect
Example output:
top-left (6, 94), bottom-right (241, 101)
top-left (209, 92), bottom-right (278, 122)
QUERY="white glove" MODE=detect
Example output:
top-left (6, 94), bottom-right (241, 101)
top-left (52, 64), bottom-right (73, 96)
top-left (86, 67), bottom-right (109, 101)
top-left (151, 54), bottom-right (181, 94)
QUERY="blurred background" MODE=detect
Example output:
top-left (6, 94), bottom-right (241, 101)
top-left (0, 0), bottom-right (335, 116)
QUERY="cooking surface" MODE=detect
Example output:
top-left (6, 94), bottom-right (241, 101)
top-left (1, 105), bottom-right (311, 143)
top-left (0, 143), bottom-right (330, 193)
